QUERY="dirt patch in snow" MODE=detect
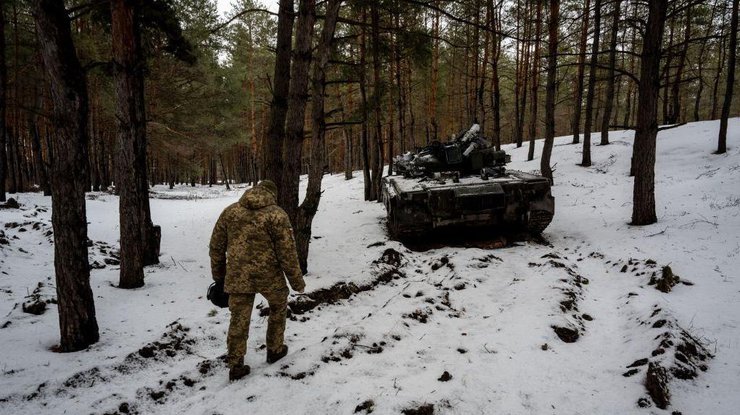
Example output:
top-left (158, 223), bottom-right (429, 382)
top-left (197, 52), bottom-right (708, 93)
top-left (401, 403), bottom-right (434, 415)
top-left (627, 307), bottom-right (713, 410)
top-left (260, 249), bottom-right (407, 318)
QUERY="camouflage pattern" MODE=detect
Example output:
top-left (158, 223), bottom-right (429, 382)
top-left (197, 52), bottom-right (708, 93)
top-left (210, 183), bottom-right (304, 368)
top-left (209, 185), bottom-right (305, 293)
top-left (227, 289), bottom-right (288, 368)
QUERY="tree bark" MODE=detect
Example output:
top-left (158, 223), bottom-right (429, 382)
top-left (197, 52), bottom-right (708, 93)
top-left (490, 0), bottom-right (502, 150)
top-left (600, 0), bottom-right (621, 145)
top-left (528, 0), bottom-right (543, 161)
top-left (632, 0), bottom-right (668, 226)
top-left (0, 3), bottom-right (6, 202)
top-left (542, 0), bottom-right (559, 183)
top-left (264, 0), bottom-right (295, 193)
top-left (582, 0), bottom-right (602, 167)
top-left (280, 0), bottom-right (316, 225)
top-left (358, 16), bottom-right (372, 201)
top-left (31, 0), bottom-right (99, 352)
top-left (429, 10), bottom-right (440, 142)
top-left (370, 1), bottom-right (384, 201)
top-left (668, 10), bottom-right (692, 125)
top-left (111, 0), bottom-right (160, 290)
top-left (516, 0), bottom-right (532, 148)
top-left (718, 0), bottom-right (739, 154)
top-left (295, 0), bottom-right (342, 272)
top-left (571, 0), bottom-right (591, 144)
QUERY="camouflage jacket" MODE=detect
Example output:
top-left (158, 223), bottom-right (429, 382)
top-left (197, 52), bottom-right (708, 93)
top-left (209, 186), bottom-right (305, 293)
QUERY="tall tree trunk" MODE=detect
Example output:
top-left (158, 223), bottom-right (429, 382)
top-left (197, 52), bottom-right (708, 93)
top-left (295, 0), bottom-right (342, 272)
top-left (623, 2), bottom-right (637, 128)
top-left (711, 9), bottom-right (727, 121)
top-left (111, 0), bottom-right (160, 290)
top-left (528, 0), bottom-right (543, 161)
top-left (0, 3), bottom-right (6, 202)
top-left (490, 0), bottom-right (502, 150)
top-left (370, 1), bottom-right (384, 201)
top-left (571, 0), bottom-right (591, 144)
top-left (280, 0), bottom-right (316, 224)
top-left (516, 1), bottom-right (532, 148)
top-left (264, 0), bottom-right (295, 194)
top-left (394, 12), bottom-right (407, 155)
top-left (429, 10), bottom-right (440, 142)
top-left (387, 23), bottom-right (396, 176)
top-left (582, 0), bottom-right (602, 167)
top-left (661, 17), bottom-right (675, 124)
top-left (219, 155), bottom-right (231, 190)
top-left (542, 0), bottom-right (559, 183)
top-left (344, 127), bottom-right (353, 180)
top-left (29, 117), bottom-right (50, 196)
top-left (632, 0), bottom-right (668, 226)
top-left (358, 17), bottom-right (372, 201)
top-left (31, 0), bottom-right (99, 351)
top-left (478, 0), bottom-right (489, 130)
top-left (600, 0), bottom-right (620, 145)
top-left (718, 0), bottom-right (739, 154)
top-left (668, 10), bottom-right (692, 124)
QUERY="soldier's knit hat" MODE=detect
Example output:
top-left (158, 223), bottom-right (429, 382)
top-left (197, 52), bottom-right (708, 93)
top-left (259, 180), bottom-right (278, 196)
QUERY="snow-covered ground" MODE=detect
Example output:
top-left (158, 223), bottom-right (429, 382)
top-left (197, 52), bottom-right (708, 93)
top-left (1, 119), bottom-right (738, 415)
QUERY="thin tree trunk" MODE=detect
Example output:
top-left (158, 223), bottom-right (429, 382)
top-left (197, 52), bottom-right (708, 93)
top-left (632, 0), bottom-right (668, 226)
top-left (542, 0), bottom-right (559, 183)
top-left (430, 10), bottom-right (440, 142)
top-left (528, 0), bottom-right (543, 161)
top-left (711, 10), bottom-right (727, 120)
top-left (582, 0), bottom-right (602, 167)
top-left (219, 155), bottom-right (231, 190)
top-left (478, 1), bottom-right (490, 130)
top-left (600, 0), bottom-right (620, 145)
top-left (572, 0), bottom-right (591, 144)
top-left (370, 1), bottom-right (384, 201)
top-left (394, 12), bottom-right (406, 155)
top-left (359, 17), bottom-right (372, 201)
top-left (29, 117), bottom-right (50, 196)
top-left (517, 1), bottom-right (532, 148)
top-left (31, 0), bottom-right (99, 352)
top-left (662, 17), bottom-right (675, 124)
top-left (490, 0), bottom-right (502, 150)
top-left (718, 0), bottom-right (739, 154)
top-left (668, 10), bottom-right (692, 124)
top-left (0, 3), bottom-right (6, 202)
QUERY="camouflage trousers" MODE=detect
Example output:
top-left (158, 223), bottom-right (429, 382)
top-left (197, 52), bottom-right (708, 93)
top-left (227, 288), bottom-right (289, 368)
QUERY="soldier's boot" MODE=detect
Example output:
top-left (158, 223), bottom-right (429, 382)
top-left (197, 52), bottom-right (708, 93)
top-left (266, 345), bottom-right (288, 364)
top-left (229, 364), bottom-right (251, 381)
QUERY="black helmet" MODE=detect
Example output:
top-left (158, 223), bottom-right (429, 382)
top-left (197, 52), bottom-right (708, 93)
top-left (207, 281), bottom-right (229, 308)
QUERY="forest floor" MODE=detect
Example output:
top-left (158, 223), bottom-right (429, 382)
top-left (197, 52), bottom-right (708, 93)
top-left (1, 119), bottom-right (739, 415)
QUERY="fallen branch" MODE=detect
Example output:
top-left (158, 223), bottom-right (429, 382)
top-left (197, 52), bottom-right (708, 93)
top-left (645, 227), bottom-right (668, 237)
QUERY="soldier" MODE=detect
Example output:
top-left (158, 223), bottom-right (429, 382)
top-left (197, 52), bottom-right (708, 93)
top-left (209, 180), bottom-right (305, 381)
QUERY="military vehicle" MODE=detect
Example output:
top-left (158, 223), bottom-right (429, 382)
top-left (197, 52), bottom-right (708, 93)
top-left (381, 124), bottom-right (554, 239)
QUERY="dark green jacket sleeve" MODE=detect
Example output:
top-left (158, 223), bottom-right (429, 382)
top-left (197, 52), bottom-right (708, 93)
top-left (269, 209), bottom-right (305, 291)
top-left (209, 210), bottom-right (229, 282)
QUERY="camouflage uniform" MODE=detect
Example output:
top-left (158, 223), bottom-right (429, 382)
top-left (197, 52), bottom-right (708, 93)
top-left (210, 182), bottom-right (304, 368)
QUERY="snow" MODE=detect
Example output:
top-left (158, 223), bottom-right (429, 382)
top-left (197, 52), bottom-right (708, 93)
top-left (1, 119), bottom-right (739, 414)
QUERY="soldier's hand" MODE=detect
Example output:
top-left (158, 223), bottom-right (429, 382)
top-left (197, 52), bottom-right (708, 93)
top-left (293, 281), bottom-right (306, 294)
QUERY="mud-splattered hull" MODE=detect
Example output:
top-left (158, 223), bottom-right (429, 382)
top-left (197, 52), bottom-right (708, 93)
top-left (382, 171), bottom-right (554, 238)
